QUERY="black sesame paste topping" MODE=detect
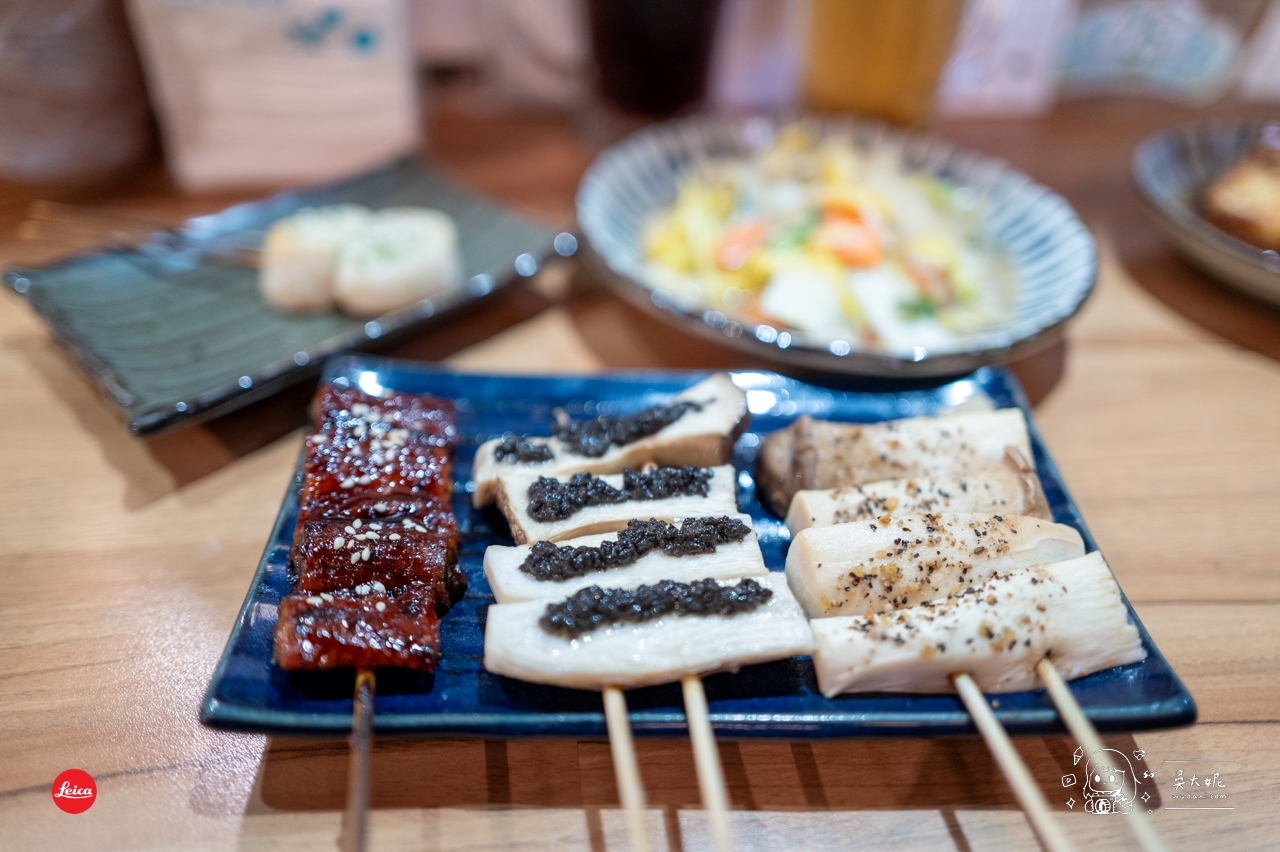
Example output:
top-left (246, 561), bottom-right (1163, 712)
top-left (525, 466), bottom-right (713, 522)
top-left (493, 436), bottom-right (555, 464)
top-left (539, 577), bottom-right (772, 638)
top-left (553, 400), bottom-right (704, 458)
top-left (519, 516), bottom-right (751, 582)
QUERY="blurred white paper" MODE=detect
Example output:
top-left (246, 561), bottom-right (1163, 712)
top-left (411, 0), bottom-right (485, 65)
top-left (127, 0), bottom-right (419, 192)
top-left (1239, 0), bottom-right (1280, 100)
top-left (707, 0), bottom-right (806, 113)
top-left (479, 0), bottom-right (589, 108)
top-left (936, 0), bottom-right (1078, 117)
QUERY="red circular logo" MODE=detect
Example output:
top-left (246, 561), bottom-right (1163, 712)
top-left (51, 769), bottom-right (96, 814)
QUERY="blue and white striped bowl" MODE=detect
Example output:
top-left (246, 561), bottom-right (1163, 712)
top-left (576, 115), bottom-right (1097, 377)
top-left (1133, 121), bottom-right (1280, 309)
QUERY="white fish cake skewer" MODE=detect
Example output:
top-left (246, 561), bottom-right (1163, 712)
top-left (483, 574), bottom-right (814, 691)
top-left (489, 570), bottom-right (801, 846)
top-left (759, 408), bottom-right (1035, 515)
top-left (784, 447), bottom-right (1050, 535)
top-left (786, 512), bottom-right (1084, 618)
top-left (485, 569), bottom-right (798, 849)
top-left (495, 464), bottom-right (739, 544)
top-left (484, 514), bottom-right (766, 603)
top-left (260, 204), bottom-right (372, 312)
top-left (472, 373), bottom-right (747, 507)
top-left (333, 207), bottom-right (462, 316)
top-left (811, 552), bottom-right (1147, 696)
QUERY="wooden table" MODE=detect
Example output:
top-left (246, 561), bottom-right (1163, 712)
top-left (1, 94), bottom-right (1278, 851)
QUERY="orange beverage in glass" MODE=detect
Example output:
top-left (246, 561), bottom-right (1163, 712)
top-left (804, 0), bottom-right (964, 126)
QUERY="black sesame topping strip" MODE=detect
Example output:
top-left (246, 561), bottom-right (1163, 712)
top-left (493, 436), bottom-right (555, 464)
top-left (553, 400), bottom-right (704, 458)
top-left (518, 516), bottom-right (751, 582)
top-left (525, 466), bottom-right (713, 522)
top-left (539, 577), bottom-right (772, 638)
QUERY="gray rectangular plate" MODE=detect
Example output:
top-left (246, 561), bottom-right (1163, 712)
top-left (4, 159), bottom-right (561, 434)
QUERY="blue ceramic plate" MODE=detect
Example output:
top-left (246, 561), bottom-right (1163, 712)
top-left (200, 356), bottom-right (1195, 737)
top-left (577, 115), bottom-right (1097, 378)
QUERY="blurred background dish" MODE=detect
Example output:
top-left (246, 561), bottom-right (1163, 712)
top-left (1203, 123), bottom-right (1280, 251)
top-left (3, 159), bottom-right (560, 434)
top-left (637, 123), bottom-right (1022, 359)
top-left (577, 114), bottom-right (1097, 378)
top-left (1133, 120), bottom-right (1280, 308)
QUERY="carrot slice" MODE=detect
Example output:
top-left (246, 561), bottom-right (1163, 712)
top-left (813, 220), bottom-right (882, 267)
top-left (715, 222), bottom-right (766, 271)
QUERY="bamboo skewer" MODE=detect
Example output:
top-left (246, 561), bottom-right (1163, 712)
top-left (1036, 660), bottom-right (1167, 852)
top-left (598, 677), bottom-right (732, 852)
top-left (20, 199), bottom-right (262, 266)
top-left (952, 673), bottom-right (1074, 852)
top-left (603, 685), bottom-right (651, 852)
top-left (27, 199), bottom-right (176, 231)
top-left (682, 675), bottom-right (733, 852)
top-left (339, 669), bottom-right (376, 852)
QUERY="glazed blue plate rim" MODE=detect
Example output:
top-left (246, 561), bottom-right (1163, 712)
top-left (200, 356), bottom-right (1195, 738)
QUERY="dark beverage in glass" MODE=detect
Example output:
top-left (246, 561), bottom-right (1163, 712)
top-left (587, 0), bottom-right (723, 115)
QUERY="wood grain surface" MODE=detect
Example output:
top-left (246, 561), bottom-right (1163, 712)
top-left (1, 92), bottom-right (1278, 851)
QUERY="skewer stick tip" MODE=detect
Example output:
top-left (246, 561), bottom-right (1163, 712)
top-left (952, 672), bottom-right (1074, 852)
top-left (682, 675), bottom-right (733, 852)
top-left (1036, 660), bottom-right (1167, 852)
top-left (340, 668), bottom-right (376, 852)
top-left (604, 685), bottom-right (651, 852)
